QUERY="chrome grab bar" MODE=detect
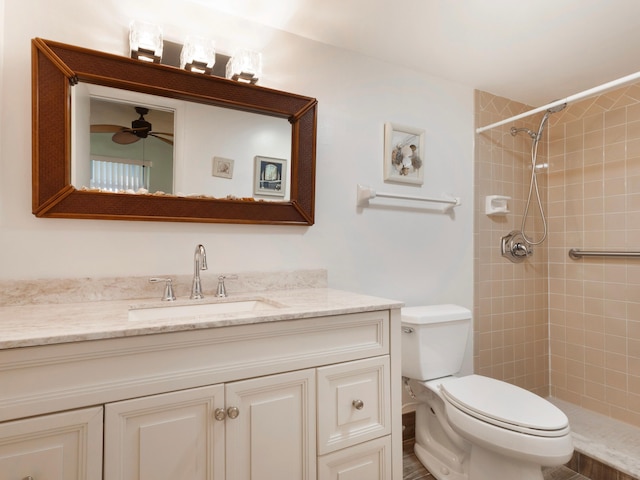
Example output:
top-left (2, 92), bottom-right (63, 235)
top-left (569, 248), bottom-right (640, 259)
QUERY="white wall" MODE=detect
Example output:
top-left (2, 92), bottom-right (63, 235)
top-left (0, 0), bottom-right (474, 310)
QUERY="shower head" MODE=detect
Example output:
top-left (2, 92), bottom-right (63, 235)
top-left (546, 103), bottom-right (567, 114)
top-left (535, 102), bottom-right (567, 137)
top-left (511, 102), bottom-right (567, 140)
top-left (510, 127), bottom-right (537, 139)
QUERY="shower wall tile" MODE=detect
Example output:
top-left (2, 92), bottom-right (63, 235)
top-left (583, 114), bottom-right (605, 135)
top-left (475, 83), bottom-right (640, 428)
top-left (474, 90), bottom-right (550, 395)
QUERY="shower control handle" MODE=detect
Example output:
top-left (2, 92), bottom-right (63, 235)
top-left (501, 230), bottom-right (533, 263)
top-left (513, 243), bottom-right (529, 256)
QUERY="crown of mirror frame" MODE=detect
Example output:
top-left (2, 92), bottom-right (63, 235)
top-left (129, 20), bottom-right (262, 83)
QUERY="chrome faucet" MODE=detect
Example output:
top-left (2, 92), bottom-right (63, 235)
top-left (149, 277), bottom-right (176, 301)
top-left (216, 274), bottom-right (238, 298)
top-left (190, 244), bottom-right (208, 299)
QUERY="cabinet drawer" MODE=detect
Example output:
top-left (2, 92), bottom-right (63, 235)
top-left (318, 436), bottom-right (392, 480)
top-left (317, 356), bottom-right (390, 454)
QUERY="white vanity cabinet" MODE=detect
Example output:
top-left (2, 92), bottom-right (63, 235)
top-left (317, 356), bottom-right (392, 480)
top-left (0, 407), bottom-right (103, 480)
top-left (104, 369), bottom-right (315, 480)
top-left (104, 384), bottom-right (226, 480)
top-left (224, 369), bottom-right (316, 480)
top-left (0, 306), bottom-right (402, 480)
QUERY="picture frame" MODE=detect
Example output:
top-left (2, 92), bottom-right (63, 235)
top-left (383, 122), bottom-right (425, 185)
top-left (254, 156), bottom-right (286, 197)
top-left (212, 156), bottom-right (234, 179)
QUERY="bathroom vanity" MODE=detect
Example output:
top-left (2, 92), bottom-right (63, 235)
top-left (0, 281), bottom-right (403, 480)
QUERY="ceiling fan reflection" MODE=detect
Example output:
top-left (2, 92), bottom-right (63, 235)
top-left (90, 106), bottom-right (174, 145)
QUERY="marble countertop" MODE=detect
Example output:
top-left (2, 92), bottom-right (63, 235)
top-left (0, 287), bottom-right (403, 350)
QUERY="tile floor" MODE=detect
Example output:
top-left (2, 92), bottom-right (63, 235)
top-left (402, 441), bottom-right (432, 480)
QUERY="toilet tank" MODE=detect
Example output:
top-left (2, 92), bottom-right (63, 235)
top-left (401, 304), bottom-right (471, 381)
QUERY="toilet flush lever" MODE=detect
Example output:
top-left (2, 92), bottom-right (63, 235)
top-left (403, 377), bottom-right (416, 400)
top-left (402, 327), bottom-right (414, 334)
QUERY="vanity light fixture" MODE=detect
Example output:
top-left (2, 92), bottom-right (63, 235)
top-left (129, 20), bottom-right (163, 63)
top-left (180, 36), bottom-right (216, 74)
top-left (226, 49), bottom-right (262, 84)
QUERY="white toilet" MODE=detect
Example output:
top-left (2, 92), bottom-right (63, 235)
top-left (402, 304), bottom-right (573, 480)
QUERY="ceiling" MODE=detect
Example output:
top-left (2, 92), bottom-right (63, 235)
top-left (194, 0), bottom-right (640, 107)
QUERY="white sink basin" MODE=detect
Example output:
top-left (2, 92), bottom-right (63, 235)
top-left (128, 298), bottom-right (284, 322)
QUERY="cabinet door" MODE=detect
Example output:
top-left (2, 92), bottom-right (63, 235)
top-left (318, 436), bottom-right (392, 480)
top-left (104, 384), bottom-right (225, 480)
top-left (317, 356), bottom-right (391, 454)
top-left (225, 369), bottom-right (316, 480)
top-left (0, 406), bottom-right (103, 480)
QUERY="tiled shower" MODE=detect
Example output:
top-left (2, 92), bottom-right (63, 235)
top-left (474, 83), bottom-right (640, 428)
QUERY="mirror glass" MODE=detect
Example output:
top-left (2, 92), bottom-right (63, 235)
top-left (87, 98), bottom-right (175, 193)
top-left (32, 38), bottom-right (317, 225)
top-left (73, 85), bottom-right (292, 200)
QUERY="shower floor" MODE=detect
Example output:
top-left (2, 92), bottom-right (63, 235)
top-left (402, 440), bottom-right (590, 480)
top-left (548, 397), bottom-right (640, 479)
top-left (403, 398), bottom-right (640, 480)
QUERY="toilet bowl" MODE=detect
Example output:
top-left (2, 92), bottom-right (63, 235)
top-left (402, 305), bottom-right (573, 480)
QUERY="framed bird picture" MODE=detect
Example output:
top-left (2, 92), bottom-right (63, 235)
top-left (383, 122), bottom-right (425, 185)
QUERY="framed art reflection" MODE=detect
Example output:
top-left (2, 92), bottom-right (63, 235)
top-left (254, 156), bottom-right (286, 197)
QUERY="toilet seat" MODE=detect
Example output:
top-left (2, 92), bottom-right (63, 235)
top-left (439, 375), bottom-right (570, 437)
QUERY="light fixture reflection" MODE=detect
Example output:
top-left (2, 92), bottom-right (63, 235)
top-left (226, 49), bottom-right (262, 84)
top-left (180, 36), bottom-right (216, 74)
top-left (129, 20), bottom-right (163, 63)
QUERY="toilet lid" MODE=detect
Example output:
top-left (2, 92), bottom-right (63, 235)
top-left (440, 375), bottom-right (570, 437)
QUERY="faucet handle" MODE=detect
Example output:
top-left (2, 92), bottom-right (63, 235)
top-left (216, 275), bottom-right (238, 298)
top-left (149, 277), bottom-right (176, 301)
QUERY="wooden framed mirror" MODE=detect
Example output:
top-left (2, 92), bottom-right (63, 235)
top-left (31, 38), bottom-right (317, 225)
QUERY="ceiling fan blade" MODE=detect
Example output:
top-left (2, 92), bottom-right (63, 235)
top-left (112, 131), bottom-right (140, 145)
top-left (91, 124), bottom-right (126, 133)
top-left (150, 131), bottom-right (174, 136)
top-left (149, 133), bottom-right (174, 145)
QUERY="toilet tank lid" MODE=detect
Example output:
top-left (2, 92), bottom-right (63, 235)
top-left (401, 304), bottom-right (471, 324)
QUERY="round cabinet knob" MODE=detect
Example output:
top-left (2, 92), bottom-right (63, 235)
top-left (214, 408), bottom-right (226, 421)
top-left (352, 399), bottom-right (364, 410)
top-left (227, 406), bottom-right (240, 419)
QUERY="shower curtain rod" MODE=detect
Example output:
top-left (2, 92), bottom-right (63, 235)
top-left (475, 70), bottom-right (640, 134)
